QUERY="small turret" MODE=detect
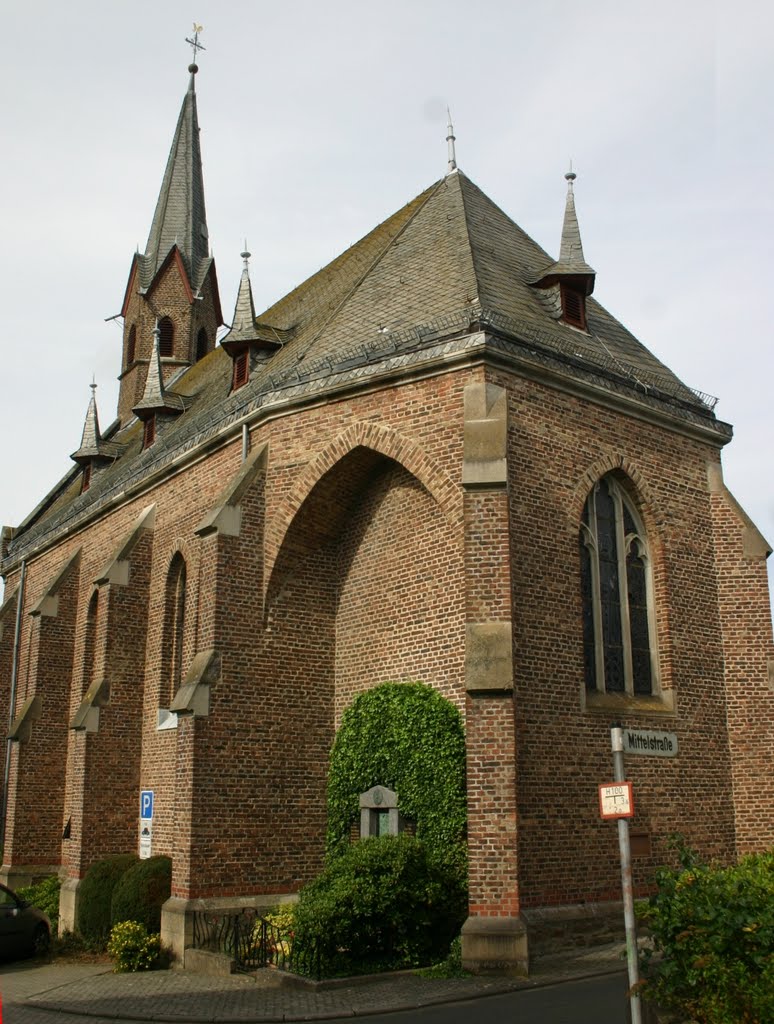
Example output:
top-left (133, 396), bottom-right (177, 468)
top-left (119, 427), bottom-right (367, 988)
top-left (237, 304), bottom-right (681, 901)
top-left (531, 167), bottom-right (596, 330)
top-left (220, 249), bottom-right (282, 391)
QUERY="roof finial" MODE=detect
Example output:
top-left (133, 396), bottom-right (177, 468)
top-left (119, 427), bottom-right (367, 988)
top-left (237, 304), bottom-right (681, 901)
top-left (446, 107), bottom-right (457, 175)
top-left (185, 23), bottom-right (205, 73)
top-left (565, 159), bottom-right (576, 191)
top-left (242, 242), bottom-right (251, 269)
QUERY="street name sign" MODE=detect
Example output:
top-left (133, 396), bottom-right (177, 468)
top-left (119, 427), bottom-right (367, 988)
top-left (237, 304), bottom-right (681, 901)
top-left (623, 729), bottom-right (678, 758)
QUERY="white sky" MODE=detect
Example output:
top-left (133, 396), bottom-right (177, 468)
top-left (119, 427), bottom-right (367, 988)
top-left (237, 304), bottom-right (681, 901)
top-left (1, 0), bottom-right (772, 609)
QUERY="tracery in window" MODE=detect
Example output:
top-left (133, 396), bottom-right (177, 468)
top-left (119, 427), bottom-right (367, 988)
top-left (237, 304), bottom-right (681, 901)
top-left (579, 475), bottom-right (655, 696)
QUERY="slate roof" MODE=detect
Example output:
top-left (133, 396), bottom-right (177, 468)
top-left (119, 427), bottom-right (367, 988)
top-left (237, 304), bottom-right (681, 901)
top-left (2, 168), bottom-right (729, 567)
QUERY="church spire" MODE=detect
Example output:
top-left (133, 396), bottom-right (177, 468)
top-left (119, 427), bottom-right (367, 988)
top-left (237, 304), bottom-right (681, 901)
top-left (142, 59), bottom-right (210, 290)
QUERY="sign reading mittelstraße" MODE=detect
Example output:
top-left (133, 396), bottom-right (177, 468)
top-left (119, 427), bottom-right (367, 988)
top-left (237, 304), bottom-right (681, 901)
top-left (623, 729), bottom-right (678, 757)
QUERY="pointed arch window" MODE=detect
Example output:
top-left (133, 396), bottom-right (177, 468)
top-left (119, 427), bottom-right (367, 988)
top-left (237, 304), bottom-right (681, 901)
top-left (158, 317), bottom-right (175, 358)
top-left (82, 591), bottom-right (99, 694)
top-left (164, 553), bottom-right (187, 708)
top-left (579, 475), bottom-right (656, 696)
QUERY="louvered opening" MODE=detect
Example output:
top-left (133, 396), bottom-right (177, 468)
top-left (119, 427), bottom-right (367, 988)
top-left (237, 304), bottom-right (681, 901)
top-left (82, 462), bottom-right (92, 493)
top-left (143, 416), bottom-right (156, 449)
top-left (158, 317), bottom-right (175, 357)
top-left (126, 324), bottom-right (137, 367)
top-left (196, 327), bottom-right (209, 361)
top-left (232, 349), bottom-right (249, 390)
top-left (561, 284), bottom-right (586, 329)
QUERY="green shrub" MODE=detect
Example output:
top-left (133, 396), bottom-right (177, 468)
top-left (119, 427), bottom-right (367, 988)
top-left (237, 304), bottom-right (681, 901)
top-left (107, 920), bottom-right (161, 972)
top-left (327, 682), bottom-right (467, 882)
top-left (111, 856), bottom-right (171, 933)
top-left (77, 854), bottom-right (138, 947)
top-left (18, 875), bottom-right (61, 929)
top-left (418, 934), bottom-right (469, 978)
top-left (292, 833), bottom-right (466, 977)
top-left (637, 843), bottom-right (774, 1024)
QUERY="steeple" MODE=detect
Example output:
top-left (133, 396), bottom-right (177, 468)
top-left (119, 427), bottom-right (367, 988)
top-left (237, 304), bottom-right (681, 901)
top-left (117, 42), bottom-right (223, 427)
top-left (141, 62), bottom-right (210, 291)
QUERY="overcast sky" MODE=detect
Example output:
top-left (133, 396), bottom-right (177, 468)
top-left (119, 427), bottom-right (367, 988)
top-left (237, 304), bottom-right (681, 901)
top-left (1, 0), bottom-right (772, 608)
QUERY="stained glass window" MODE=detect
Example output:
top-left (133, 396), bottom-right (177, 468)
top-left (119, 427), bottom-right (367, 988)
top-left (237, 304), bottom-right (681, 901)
top-left (580, 476), bottom-right (655, 696)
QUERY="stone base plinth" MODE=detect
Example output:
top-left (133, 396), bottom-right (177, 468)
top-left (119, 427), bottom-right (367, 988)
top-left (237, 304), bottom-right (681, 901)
top-left (461, 915), bottom-right (529, 976)
top-left (0, 864), bottom-right (60, 892)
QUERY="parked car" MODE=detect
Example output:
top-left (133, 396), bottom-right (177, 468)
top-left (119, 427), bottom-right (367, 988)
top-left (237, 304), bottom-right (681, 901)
top-left (0, 883), bottom-right (51, 959)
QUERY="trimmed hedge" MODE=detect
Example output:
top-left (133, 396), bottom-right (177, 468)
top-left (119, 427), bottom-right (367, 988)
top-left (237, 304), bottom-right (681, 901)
top-left (292, 833), bottom-right (466, 976)
top-left (638, 844), bottom-right (774, 1024)
top-left (111, 856), bottom-right (172, 933)
top-left (77, 854), bottom-right (138, 946)
top-left (326, 682), bottom-right (467, 880)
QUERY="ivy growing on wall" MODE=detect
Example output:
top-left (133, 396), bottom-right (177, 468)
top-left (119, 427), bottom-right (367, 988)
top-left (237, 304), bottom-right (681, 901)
top-left (326, 682), bottom-right (467, 880)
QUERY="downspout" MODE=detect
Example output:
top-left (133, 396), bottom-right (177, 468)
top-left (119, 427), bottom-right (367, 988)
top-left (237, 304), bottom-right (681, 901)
top-left (241, 423), bottom-right (249, 463)
top-left (1, 559), bottom-right (26, 855)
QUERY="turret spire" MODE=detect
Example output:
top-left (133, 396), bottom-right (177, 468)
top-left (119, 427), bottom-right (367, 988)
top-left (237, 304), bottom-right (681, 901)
top-left (221, 248), bottom-right (259, 345)
top-left (74, 380), bottom-right (102, 458)
top-left (446, 108), bottom-right (457, 174)
top-left (558, 163), bottom-right (588, 267)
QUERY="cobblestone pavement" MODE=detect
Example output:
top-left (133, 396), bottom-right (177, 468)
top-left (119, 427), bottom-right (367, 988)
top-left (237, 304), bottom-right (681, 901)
top-left (0, 943), bottom-right (629, 1023)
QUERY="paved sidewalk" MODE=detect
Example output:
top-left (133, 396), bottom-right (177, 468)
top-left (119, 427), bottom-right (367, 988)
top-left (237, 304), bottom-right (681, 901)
top-left (0, 944), bottom-right (628, 1022)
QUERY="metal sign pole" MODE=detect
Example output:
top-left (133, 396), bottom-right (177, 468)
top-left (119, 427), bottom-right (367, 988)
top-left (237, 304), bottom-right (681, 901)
top-left (611, 722), bottom-right (642, 1024)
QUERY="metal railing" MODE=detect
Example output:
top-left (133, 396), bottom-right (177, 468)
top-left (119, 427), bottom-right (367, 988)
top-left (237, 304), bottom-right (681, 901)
top-left (191, 909), bottom-right (321, 978)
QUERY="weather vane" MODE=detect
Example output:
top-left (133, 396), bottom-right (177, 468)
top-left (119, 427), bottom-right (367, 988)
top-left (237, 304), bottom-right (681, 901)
top-left (185, 23), bottom-right (205, 63)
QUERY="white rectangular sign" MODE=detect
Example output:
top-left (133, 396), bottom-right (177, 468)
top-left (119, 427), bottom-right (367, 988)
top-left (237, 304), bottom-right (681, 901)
top-left (623, 729), bottom-right (678, 758)
top-left (599, 781), bottom-right (634, 819)
top-left (139, 818), bottom-right (152, 860)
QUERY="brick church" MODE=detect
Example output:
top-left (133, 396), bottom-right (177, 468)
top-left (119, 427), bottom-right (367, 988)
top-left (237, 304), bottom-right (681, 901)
top-left (1, 58), bottom-right (772, 973)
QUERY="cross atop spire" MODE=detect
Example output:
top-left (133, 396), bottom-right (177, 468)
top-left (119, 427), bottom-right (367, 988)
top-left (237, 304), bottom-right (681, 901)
top-left (185, 23), bottom-right (205, 67)
top-left (446, 108), bottom-right (457, 175)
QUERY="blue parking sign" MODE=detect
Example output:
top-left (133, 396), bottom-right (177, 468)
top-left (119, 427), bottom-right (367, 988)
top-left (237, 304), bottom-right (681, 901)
top-left (140, 790), bottom-right (154, 820)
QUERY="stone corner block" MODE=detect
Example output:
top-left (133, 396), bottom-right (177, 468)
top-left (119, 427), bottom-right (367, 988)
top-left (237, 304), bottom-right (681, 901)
top-left (463, 381), bottom-right (508, 489)
top-left (466, 622), bottom-right (514, 693)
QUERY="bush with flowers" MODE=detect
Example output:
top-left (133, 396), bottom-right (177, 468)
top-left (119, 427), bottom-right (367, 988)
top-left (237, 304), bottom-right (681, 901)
top-left (637, 840), bottom-right (774, 1024)
top-left (107, 920), bottom-right (161, 972)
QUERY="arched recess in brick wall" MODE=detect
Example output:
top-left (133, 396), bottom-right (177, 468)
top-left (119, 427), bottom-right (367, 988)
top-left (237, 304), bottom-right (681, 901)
top-left (265, 422), bottom-right (462, 596)
top-left (264, 438), bottom-right (466, 717)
